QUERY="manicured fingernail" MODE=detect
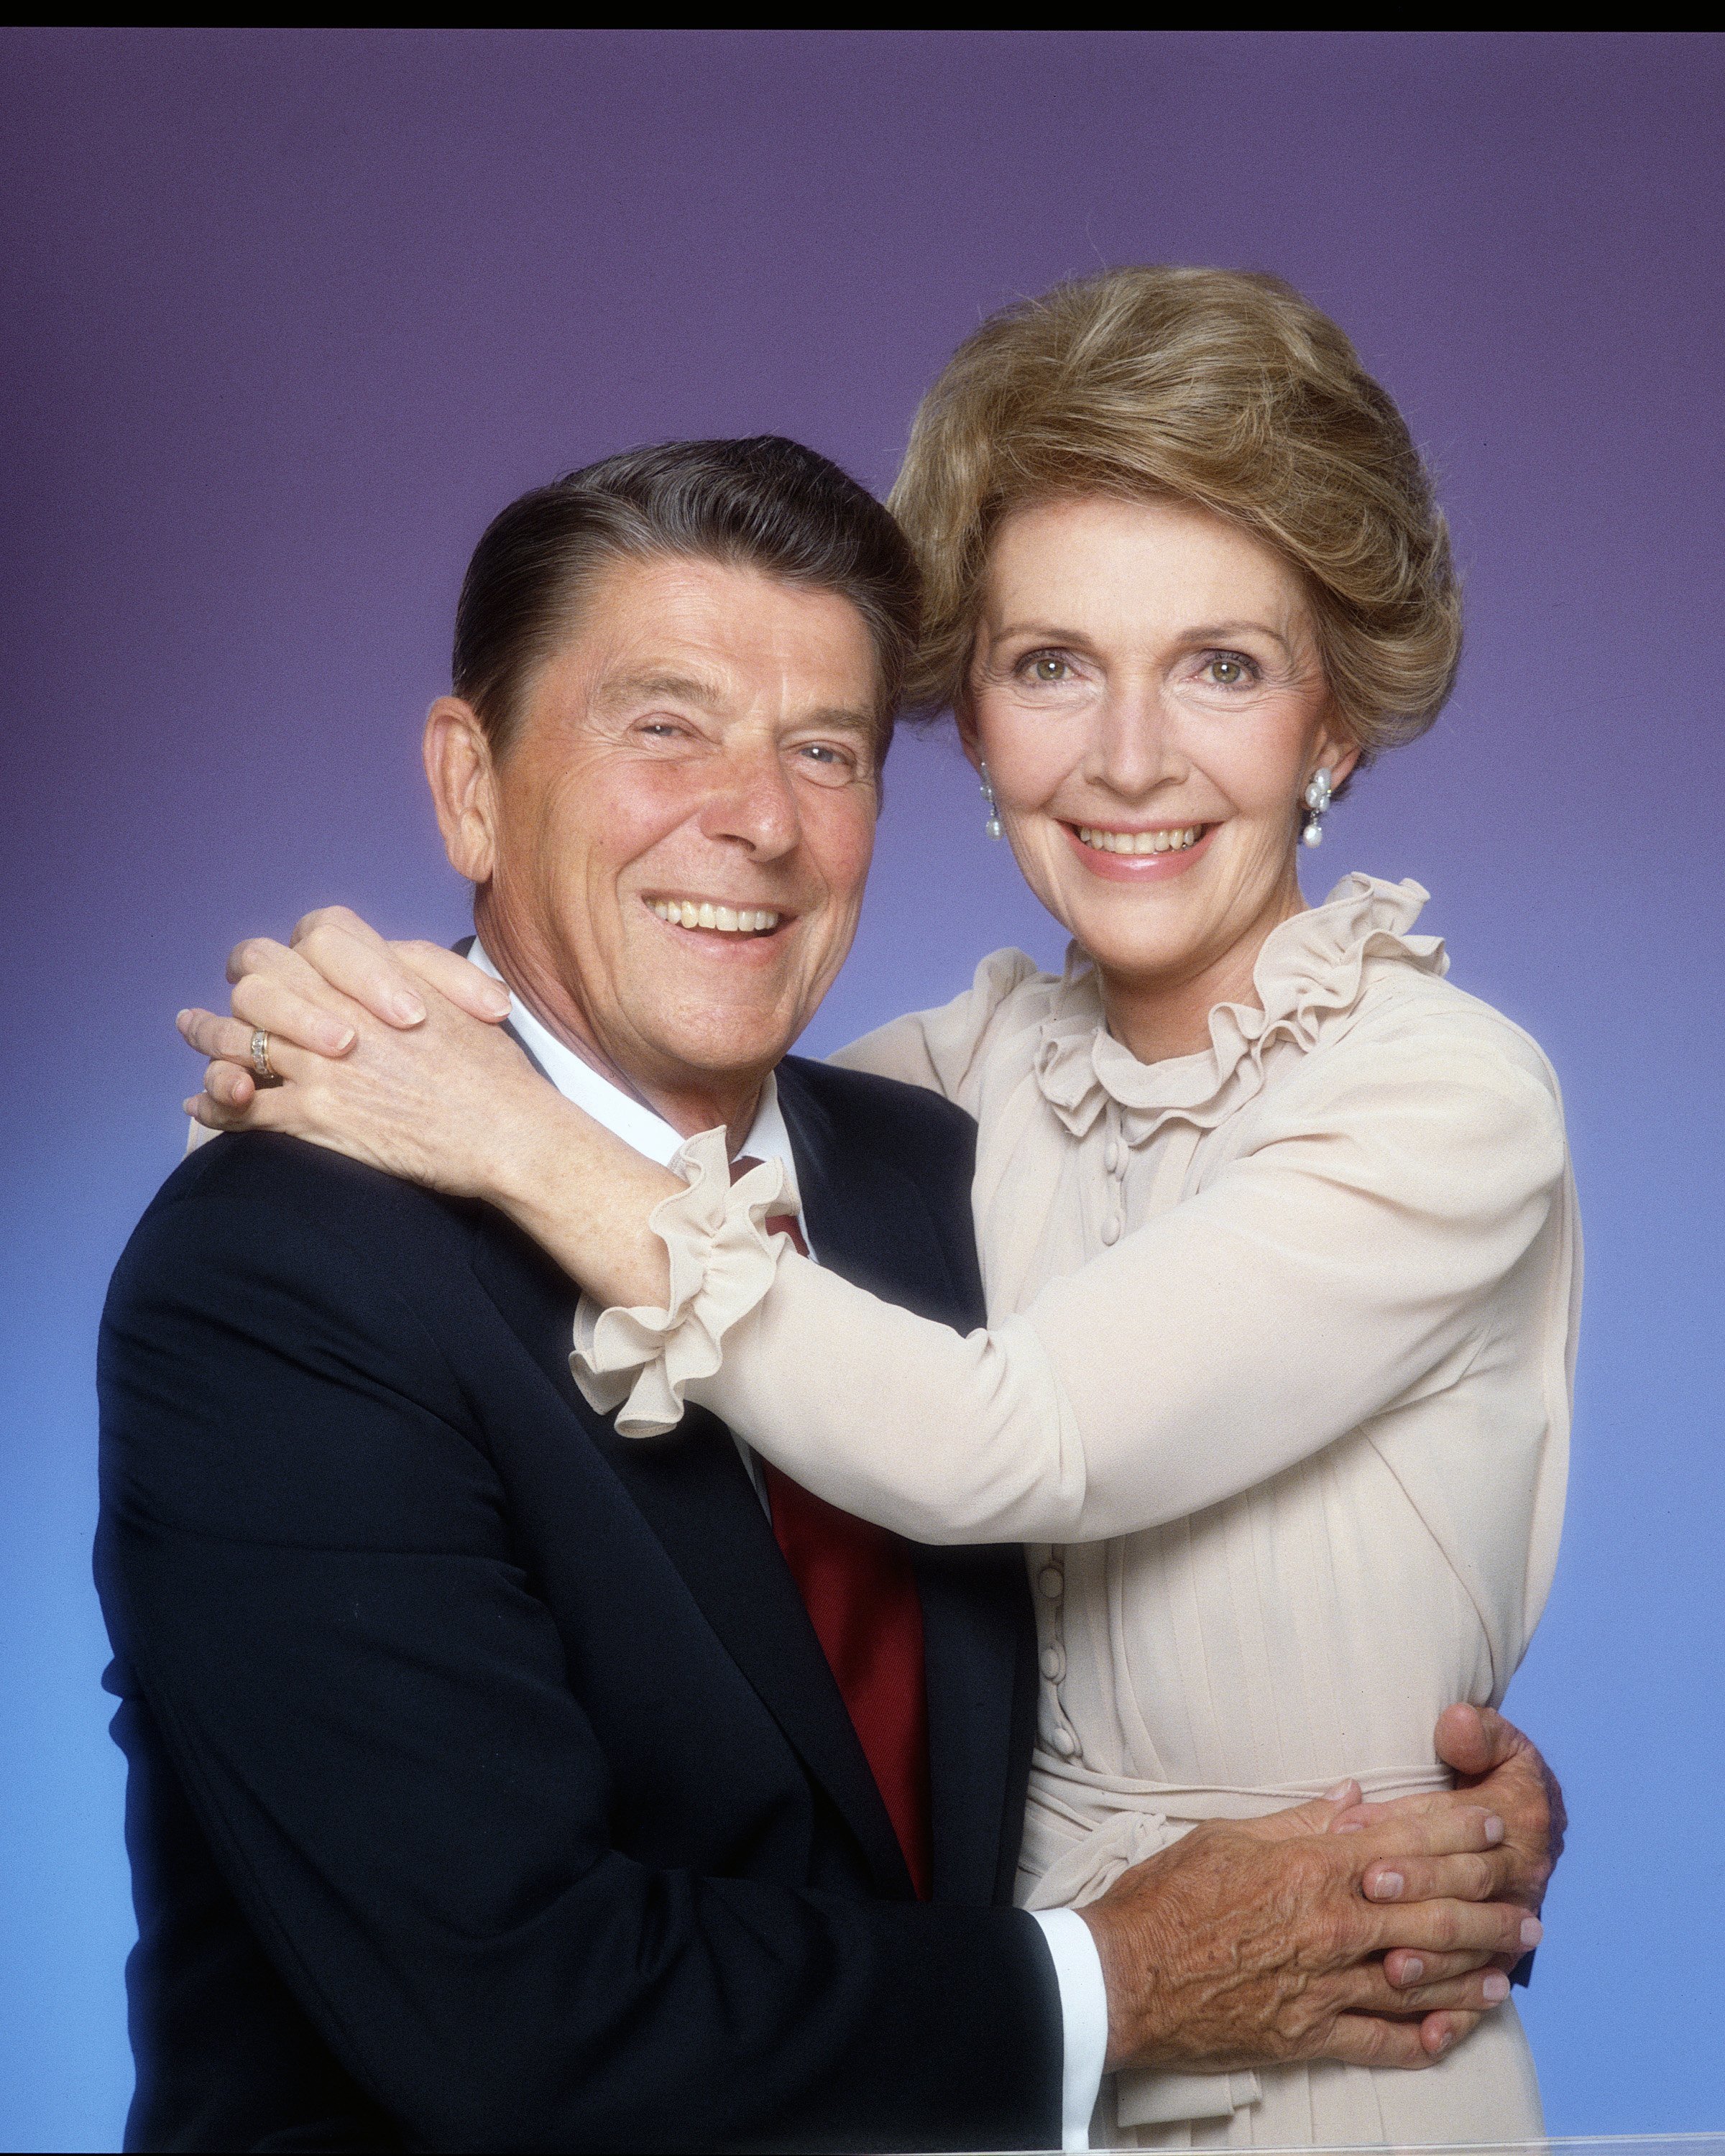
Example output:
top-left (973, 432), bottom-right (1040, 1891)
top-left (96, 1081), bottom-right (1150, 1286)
top-left (1521, 1917), bottom-right (1543, 1948)
top-left (1484, 1972), bottom-right (1510, 2002)
top-left (1484, 1815), bottom-right (1505, 1845)
top-left (328, 1026), bottom-right (356, 1053)
top-left (1323, 1780), bottom-right (1353, 1801)
top-left (1368, 1870), bottom-right (1404, 1900)
top-left (393, 996), bottom-right (426, 1025)
top-left (175, 1009), bottom-right (190, 1031)
top-left (484, 987), bottom-right (512, 1016)
top-left (1400, 1956), bottom-right (1425, 1984)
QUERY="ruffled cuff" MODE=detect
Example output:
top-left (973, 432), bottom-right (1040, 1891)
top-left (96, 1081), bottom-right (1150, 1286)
top-left (569, 1127), bottom-right (796, 1438)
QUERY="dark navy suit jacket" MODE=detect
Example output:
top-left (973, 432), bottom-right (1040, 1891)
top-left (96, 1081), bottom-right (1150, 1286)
top-left (96, 1054), bottom-right (1062, 2152)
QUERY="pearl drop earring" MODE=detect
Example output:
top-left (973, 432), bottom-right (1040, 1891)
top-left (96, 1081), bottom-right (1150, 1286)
top-left (978, 760), bottom-right (1003, 842)
top-left (1302, 767), bottom-right (1333, 849)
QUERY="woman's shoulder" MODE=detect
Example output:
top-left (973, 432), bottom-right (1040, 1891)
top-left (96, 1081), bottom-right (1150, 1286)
top-left (827, 947), bottom-right (1069, 1107)
top-left (1337, 959), bottom-right (1565, 1112)
top-left (1254, 874), bottom-right (1564, 1113)
top-left (1261, 965), bottom-right (1571, 1222)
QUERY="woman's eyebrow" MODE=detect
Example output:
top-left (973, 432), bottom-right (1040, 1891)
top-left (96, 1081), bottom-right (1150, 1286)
top-left (1182, 620), bottom-right (1294, 654)
top-left (985, 620), bottom-right (1099, 648)
top-left (986, 618), bottom-right (1294, 655)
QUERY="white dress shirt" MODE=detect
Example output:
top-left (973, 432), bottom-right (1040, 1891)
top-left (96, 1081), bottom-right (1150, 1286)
top-left (472, 941), bottom-right (1106, 2150)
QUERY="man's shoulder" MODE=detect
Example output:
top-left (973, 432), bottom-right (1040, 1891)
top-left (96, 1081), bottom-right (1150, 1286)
top-left (778, 1052), bottom-right (978, 1156)
top-left (116, 1132), bottom-right (482, 1311)
top-left (777, 1055), bottom-right (983, 1322)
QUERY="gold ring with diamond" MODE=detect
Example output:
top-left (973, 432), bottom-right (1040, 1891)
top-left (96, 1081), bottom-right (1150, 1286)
top-left (249, 1028), bottom-right (277, 1083)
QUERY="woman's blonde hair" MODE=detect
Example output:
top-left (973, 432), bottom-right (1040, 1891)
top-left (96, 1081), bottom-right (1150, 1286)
top-left (888, 267), bottom-right (1460, 771)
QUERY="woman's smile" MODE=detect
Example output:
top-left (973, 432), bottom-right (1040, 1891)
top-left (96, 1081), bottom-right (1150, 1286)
top-left (1061, 819), bottom-right (1215, 880)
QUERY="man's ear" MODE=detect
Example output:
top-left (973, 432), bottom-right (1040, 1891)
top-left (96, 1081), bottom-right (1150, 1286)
top-left (424, 699), bottom-right (500, 885)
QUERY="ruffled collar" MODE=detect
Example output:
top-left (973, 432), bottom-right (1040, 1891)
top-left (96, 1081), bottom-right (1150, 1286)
top-left (1031, 873), bottom-right (1447, 1141)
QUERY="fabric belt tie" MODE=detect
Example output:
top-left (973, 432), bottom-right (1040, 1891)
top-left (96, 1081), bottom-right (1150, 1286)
top-left (732, 1156), bottom-right (933, 1901)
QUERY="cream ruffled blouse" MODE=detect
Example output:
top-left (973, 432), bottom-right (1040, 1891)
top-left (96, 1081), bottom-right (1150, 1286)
top-left (575, 875), bottom-right (1578, 2145)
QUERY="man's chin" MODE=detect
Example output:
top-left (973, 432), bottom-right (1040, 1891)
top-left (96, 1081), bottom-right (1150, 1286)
top-left (654, 1032), bottom-right (800, 1084)
top-left (632, 1005), bottom-right (809, 1092)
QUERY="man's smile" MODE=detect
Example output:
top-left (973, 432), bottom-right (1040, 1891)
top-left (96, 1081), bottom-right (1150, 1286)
top-left (644, 894), bottom-right (786, 936)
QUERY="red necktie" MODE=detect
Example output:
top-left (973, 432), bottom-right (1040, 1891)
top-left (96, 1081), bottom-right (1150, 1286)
top-left (732, 1157), bottom-right (933, 1900)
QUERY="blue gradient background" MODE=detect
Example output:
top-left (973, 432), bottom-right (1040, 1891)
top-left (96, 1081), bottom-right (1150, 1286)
top-left (3, 29), bottom-right (1721, 2149)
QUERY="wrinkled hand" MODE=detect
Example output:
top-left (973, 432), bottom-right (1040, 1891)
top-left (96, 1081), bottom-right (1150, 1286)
top-left (1432, 1704), bottom-right (1565, 1914)
top-left (177, 909), bottom-right (546, 1199)
top-left (1311, 1705), bottom-right (1563, 2057)
top-left (1080, 1787), bottom-right (1539, 2075)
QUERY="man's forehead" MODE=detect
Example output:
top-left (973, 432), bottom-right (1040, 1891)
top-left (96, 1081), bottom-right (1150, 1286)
top-left (567, 555), bottom-right (876, 699)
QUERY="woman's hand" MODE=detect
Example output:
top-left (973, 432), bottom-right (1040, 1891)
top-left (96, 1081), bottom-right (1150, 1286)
top-left (176, 904), bottom-right (681, 1306)
top-left (178, 946), bottom-right (548, 1202)
top-left (180, 905), bottom-right (514, 1119)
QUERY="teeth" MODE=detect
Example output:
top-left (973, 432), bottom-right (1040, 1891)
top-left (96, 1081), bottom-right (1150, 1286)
top-left (650, 900), bottom-right (781, 934)
top-left (1077, 824), bottom-right (1202, 856)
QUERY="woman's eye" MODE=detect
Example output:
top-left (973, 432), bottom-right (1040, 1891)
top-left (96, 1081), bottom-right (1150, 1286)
top-left (1024, 653), bottom-right (1073, 683)
top-left (1203, 655), bottom-right (1255, 688)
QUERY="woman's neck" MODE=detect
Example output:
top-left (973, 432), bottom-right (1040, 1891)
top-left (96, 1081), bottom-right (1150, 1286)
top-left (1098, 874), bottom-right (1310, 1066)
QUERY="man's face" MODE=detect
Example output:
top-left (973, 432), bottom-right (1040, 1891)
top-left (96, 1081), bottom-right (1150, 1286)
top-left (469, 551), bottom-right (883, 1105)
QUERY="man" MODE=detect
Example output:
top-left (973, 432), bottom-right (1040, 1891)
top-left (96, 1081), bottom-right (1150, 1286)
top-left (103, 438), bottom-right (1555, 2152)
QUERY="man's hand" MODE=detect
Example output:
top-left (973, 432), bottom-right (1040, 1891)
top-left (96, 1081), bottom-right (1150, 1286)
top-left (1317, 1704), bottom-right (1565, 2057)
top-left (1433, 1704), bottom-right (1565, 1914)
top-left (1079, 1791), bottom-right (1538, 2075)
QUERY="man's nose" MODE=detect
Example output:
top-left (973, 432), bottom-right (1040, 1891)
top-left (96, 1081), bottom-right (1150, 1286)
top-left (699, 742), bottom-right (801, 858)
top-left (1089, 683), bottom-right (1182, 801)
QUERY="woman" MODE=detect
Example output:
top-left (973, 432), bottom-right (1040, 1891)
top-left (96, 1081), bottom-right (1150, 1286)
top-left (182, 268), bottom-right (1576, 2144)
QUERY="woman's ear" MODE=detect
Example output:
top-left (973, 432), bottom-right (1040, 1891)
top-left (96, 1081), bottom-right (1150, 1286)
top-left (423, 700), bottom-right (499, 885)
top-left (952, 688), bottom-right (983, 775)
top-left (1312, 714), bottom-right (1363, 795)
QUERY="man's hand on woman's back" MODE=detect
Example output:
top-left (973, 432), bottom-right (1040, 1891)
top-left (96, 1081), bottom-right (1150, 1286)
top-left (1077, 1703), bottom-right (1559, 2077)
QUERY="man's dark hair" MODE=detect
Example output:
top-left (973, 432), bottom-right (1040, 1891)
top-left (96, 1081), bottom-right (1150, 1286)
top-left (452, 436), bottom-right (922, 760)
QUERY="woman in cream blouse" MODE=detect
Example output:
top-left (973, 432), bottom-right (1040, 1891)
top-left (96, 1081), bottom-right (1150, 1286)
top-left (183, 270), bottom-right (1576, 2144)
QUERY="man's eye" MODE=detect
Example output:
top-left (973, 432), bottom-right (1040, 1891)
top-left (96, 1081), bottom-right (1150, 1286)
top-left (795, 743), bottom-right (859, 783)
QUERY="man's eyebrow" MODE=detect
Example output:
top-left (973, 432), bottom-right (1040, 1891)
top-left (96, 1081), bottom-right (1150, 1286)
top-left (798, 704), bottom-right (880, 737)
top-left (591, 669), bottom-right (728, 713)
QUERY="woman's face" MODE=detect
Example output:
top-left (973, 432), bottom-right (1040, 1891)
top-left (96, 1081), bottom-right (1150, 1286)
top-left (965, 494), bottom-right (1358, 1009)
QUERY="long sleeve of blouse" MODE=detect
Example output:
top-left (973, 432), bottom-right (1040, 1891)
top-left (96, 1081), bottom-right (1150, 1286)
top-left (572, 883), bottom-right (1573, 1553)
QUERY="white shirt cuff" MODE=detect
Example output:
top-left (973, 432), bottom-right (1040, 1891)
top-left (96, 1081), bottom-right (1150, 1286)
top-left (1029, 1907), bottom-right (1107, 2150)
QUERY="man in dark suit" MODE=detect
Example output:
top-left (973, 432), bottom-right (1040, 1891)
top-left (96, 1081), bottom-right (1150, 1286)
top-left (102, 438), bottom-right (1553, 2153)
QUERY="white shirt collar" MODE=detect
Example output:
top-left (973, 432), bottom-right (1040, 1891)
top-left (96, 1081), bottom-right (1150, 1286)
top-left (469, 938), bottom-right (804, 1222)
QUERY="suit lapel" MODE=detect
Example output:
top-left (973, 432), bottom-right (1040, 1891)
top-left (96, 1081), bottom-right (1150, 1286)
top-left (776, 1061), bottom-right (1024, 1906)
top-left (469, 1207), bottom-right (915, 1900)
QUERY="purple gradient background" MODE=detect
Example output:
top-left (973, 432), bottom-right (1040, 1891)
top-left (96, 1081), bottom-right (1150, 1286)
top-left (4, 29), bottom-right (1722, 2147)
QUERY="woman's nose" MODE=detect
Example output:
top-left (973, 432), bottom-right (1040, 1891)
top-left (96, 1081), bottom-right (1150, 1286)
top-left (1090, 686), bottom-right (1179, 799)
